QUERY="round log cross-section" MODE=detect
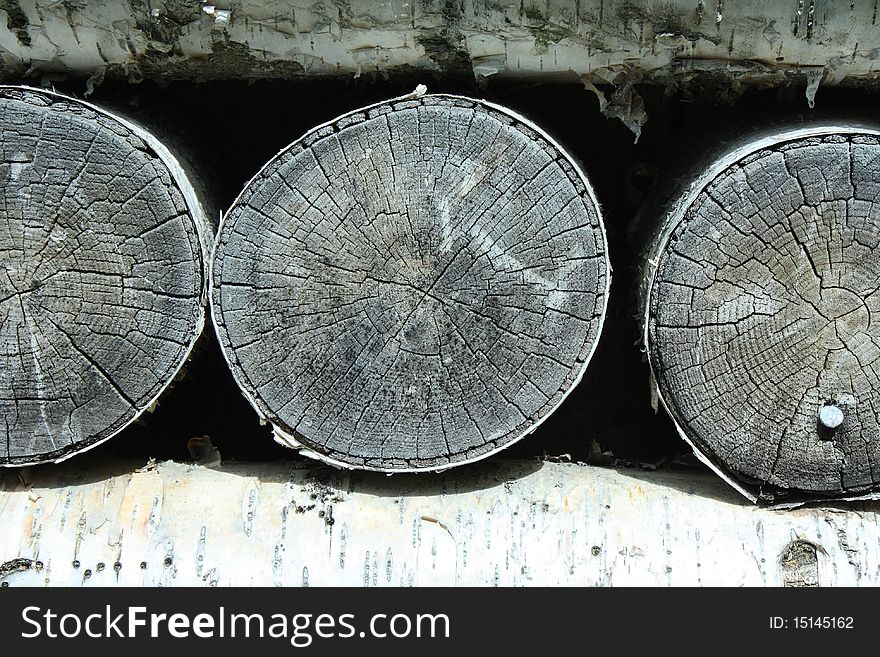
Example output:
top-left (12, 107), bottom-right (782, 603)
top-left (212, 93), bottom-right (609, 471)
top-left (646, 127), bottom-right (880, 503)
top-left (0, 87), bottom-right (211, 466)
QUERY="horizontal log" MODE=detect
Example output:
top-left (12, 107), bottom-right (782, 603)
top-left (644, 125), bottom-right (880, 504)
top-left (0, 86), bottom-right (213, 466)
top-left (211, 91), bottom-right (609, 471)
top-left (0, 0), bottom-right (877, 91)
top-left (1, 457), bottom-right (877, 586)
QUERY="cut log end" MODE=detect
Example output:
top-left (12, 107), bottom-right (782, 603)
top-left (647, 129), bottom-right (880, 502)
top-left (0, 86), bottom-right (210, 466)
top-left (212, 94), bottom-right (609, 472)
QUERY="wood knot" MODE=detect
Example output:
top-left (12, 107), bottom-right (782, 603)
top-left (780, 540), bottom-right (819, 587)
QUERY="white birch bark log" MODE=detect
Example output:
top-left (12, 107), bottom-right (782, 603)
top-left (0, 85), bottom-right (213, 466)
top-left (1, 457), bottom-right (876, 586)
top-left (0, 0), bottom-right (876, 91)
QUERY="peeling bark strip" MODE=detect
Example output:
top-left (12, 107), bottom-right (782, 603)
top-left (0, 86), bottom-right (212, 466)
top-left (646, 126), bottom-right (880, 504)
top-left (211, 93), bottom-right (609, 471)
top-left (0, 1), bottom-right (878, 91)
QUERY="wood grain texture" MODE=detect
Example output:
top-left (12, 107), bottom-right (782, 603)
top-left (211, 93), bottom-right (609, 471)
top-left (647, 128), bottom-right (880, 503)
top-left (0, 86), bottom-right (211, 466)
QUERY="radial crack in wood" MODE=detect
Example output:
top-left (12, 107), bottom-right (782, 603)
top-left (211, 94), bottom-right (610, 471)
top-left (0, 86), bottom-right (212, 466)
top-left (646, 127), bottom-right (880, 503)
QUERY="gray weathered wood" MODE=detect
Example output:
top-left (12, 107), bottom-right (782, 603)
top-left (211, 92), bottom-right (609, 471)
top-left (0, 86), bottom-right (212, 466)
top-left (645, 126), bottom-right (880, 504)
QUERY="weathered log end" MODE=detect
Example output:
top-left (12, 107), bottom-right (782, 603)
top-left (0, 86), bottom-right (211, 466)
top-left (211, 93), bottom-right (610, 472)
top-left (646, 127), bottom-right (880, 503)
